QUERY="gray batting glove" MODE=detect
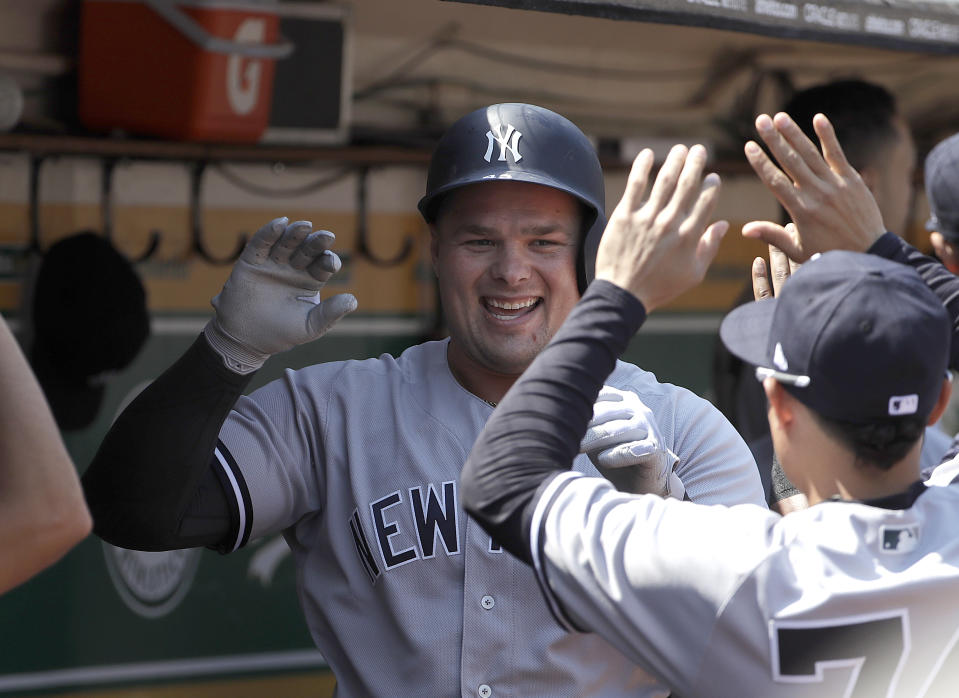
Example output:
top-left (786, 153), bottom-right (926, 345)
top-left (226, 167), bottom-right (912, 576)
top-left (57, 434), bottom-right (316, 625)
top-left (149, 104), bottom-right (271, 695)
top-left (204, 217), bottom-right (358, 374)
top-left (580, 386), bottom-right (685, 499)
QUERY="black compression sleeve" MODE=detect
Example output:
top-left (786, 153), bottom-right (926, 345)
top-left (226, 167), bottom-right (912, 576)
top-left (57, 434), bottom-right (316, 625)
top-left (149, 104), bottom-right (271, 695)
top-left (461, 280), bottom-right (646, 565)
top-left (82, 335), bottom-right (253, 551)
top-left (869, 232), bottom-right (959, 370)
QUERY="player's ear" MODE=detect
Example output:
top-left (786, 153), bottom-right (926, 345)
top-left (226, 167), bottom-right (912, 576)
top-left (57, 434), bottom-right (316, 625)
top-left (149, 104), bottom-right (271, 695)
top-left (763, 377), bottom-right (795, 429)
top-left (926, 375), bottom-right (953, 427)
top-left (930, 232), bottom-right (959, 274)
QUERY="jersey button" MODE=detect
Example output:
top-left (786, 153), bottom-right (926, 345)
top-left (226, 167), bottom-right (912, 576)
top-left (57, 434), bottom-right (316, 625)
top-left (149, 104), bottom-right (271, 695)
top-left (481, 595), bottom-right (495, 610)
top-left (478, 684), bottom-right (492, 698)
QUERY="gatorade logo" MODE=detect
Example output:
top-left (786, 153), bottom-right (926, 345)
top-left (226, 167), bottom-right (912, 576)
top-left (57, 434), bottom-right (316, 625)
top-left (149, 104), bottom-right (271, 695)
top-left (226, 18), bottom-right (265, 116)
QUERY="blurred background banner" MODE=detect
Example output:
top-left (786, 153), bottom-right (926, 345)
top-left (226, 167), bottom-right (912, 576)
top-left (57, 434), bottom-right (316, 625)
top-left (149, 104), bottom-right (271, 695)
top-left (451, 0), bottom-right (959, 53)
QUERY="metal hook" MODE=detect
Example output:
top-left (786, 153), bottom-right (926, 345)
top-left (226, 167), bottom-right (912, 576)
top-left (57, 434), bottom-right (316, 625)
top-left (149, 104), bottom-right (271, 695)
top-left (26, 154), bottom-right (45, 255)
top-left (354, 166), bottom-right (415, 268)
top-left (190, 160), bottom-right (246, 265)
top-left (101, 158), bottom-right (161, 262)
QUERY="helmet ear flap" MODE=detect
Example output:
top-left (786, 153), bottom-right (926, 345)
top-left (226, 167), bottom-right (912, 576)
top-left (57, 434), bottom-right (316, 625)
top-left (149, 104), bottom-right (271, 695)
top-left (579, 212), bottom-right (606, 293)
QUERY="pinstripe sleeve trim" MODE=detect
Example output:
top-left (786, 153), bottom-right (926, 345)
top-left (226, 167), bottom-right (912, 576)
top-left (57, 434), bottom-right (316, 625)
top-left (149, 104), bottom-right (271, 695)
top-left (530, 470), bottom-right (589, 633)
top-left (214, 440), bottom-right (254, 552)
top-left (926, 454), bottom-right (959, 488)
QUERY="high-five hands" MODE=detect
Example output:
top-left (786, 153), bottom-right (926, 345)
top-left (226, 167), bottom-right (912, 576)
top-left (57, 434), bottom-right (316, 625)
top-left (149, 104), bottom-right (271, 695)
top-left (594, 144), bottom-right (727, 312)
top-left (204, 217), bottom-right (358, 373)
top-left (743, 112), bottom-right (886, 261)
top-left (751, 237), bottom-right (801, 302)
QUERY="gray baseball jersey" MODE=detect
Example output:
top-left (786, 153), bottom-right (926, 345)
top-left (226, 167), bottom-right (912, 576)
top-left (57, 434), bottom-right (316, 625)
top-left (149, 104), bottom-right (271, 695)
top-left (530, 457), bottom-right (959, 698)
top-left (215, 338), bottom-right (765, 696)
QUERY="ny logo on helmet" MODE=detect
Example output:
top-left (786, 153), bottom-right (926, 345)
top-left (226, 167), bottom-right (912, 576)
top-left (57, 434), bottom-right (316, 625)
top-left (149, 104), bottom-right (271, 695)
top-left (484, 124), bottom-right (523, 163)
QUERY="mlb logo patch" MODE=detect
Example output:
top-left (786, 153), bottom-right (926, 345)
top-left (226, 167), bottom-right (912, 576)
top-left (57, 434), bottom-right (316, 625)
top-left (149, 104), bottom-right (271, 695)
top-left (888, 394), bottom-right (919, 416)
top-left (879, 524), bottom-right (919, 554)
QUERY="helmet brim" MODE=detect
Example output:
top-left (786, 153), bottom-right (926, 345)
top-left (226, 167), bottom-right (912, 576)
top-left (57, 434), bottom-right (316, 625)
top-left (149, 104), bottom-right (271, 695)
top-left (418, 170), bottom-right (600, 225)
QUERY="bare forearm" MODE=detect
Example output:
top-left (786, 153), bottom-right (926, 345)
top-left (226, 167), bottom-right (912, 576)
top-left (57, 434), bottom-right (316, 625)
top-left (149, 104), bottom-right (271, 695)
top-left (0, 316), bottom-right (91, 593)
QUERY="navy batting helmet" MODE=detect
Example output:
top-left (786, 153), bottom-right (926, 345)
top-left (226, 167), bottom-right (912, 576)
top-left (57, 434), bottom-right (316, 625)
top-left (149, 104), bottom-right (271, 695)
top-left (417, 103), bottom-right (605, 292)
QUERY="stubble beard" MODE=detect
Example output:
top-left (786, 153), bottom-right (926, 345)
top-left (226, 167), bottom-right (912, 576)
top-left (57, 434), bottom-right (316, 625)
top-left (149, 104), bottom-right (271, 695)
top-left (472, 325), bottom-right (553, 377)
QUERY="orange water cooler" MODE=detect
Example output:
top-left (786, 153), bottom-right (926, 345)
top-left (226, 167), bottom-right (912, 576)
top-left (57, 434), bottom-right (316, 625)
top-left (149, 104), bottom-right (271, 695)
top-left (78, 0), bottom-right (293, 142)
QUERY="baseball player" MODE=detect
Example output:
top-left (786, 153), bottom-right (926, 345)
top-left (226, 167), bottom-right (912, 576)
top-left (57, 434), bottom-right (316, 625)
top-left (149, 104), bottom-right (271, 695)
top-left (744, 111), bottom-right (959, 484)
top-left (919, 131), bottom-right (959, 460)
top-left (926, 132), bottom-right (959, 275)
top-left (82, 103), bottom-right (765, 696)
top-left (461, 115), bottom-right (959, 697)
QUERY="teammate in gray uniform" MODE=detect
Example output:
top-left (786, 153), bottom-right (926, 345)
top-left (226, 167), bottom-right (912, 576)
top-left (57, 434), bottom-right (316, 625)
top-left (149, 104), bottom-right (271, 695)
top-left (82, 103), bottom-right (765, 697)
top-left (462, 113), bottom-right (959, 697)
top-left (925, 131), bottom-right (959, 275)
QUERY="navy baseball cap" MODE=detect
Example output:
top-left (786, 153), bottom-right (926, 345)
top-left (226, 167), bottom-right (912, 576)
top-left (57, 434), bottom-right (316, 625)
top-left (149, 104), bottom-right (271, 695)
top-left (720, 251), bottom-right (950, 424)
top-left (925, 132), bottom-right (959, 242)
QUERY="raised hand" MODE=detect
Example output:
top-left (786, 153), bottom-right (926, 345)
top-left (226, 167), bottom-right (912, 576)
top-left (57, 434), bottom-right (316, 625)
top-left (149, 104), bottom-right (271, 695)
top-left (594, 144), bottom-right (727, 312)
top-left (751, 237), bottom-right (801, 302)
top-left (204, 217), bottom-right (357, 373)
top-left (743, 112), bottom-right (886, 261)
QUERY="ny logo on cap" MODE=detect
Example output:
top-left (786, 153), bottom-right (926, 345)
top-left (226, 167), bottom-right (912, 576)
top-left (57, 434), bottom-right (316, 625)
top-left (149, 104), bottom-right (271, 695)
top-left (485, 124), bottom-right (523, 163)
top-left (880, 524), bottom-right (919, 554)
top-left (888, 394), bottom-right (919, 416)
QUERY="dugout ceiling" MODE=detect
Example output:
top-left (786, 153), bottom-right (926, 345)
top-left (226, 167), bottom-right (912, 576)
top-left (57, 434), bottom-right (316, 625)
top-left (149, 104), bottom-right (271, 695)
top-left (351, 0), bottom-right (959, 167)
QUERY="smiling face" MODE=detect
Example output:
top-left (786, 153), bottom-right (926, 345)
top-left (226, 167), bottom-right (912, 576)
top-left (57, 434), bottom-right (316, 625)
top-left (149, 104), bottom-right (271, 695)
top-left (430, 181), bottom-right (582, 397)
